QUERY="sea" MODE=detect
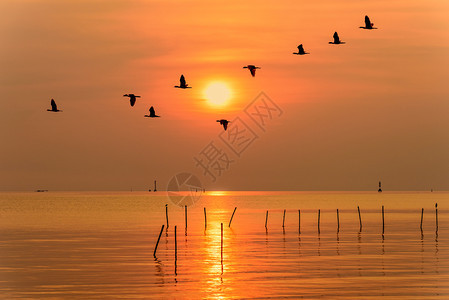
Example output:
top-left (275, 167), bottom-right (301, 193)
top-left (0, 191), bottom-right (448, 299)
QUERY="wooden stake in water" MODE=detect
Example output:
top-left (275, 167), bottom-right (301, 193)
top-left (420, 208), bottom-right (424, 232)
top-left (358, 206), bottom-right (362, 232)
top-left (174, 225), bottom-right (177, 260)
top-left (165, 204), bottom-right (169, 229)
top-left (185, 205), bottom-right (188, 235)
top-left (204, 207), bottom-right (207, 229)
top-left (318, 209), bottom-right (321, 234)
top-left (337, 209), bottom-right (340, 233)
top-left (221, 223), bottom-right (223, 263)
top-left (265, 210), bottom-right (268, 229)
top-left (153, 224), bottom-right (165, 258)
top-left (435, 203), bottom-right (438, 232)
top-left (298, 209), bottom-right (301, 234)
top-left (229, 207), bottom-right (237, 227)
top-left (282, 209), bottom-right (286, 228)
top-left (174, 225), bottom-right (177, 275)
top-left (382, 205), bottom-right (385, 235)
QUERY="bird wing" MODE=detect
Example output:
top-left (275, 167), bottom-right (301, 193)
top-left (51, 99), bottom-right (57, 111)
top-left (149, 106), bottom-right (155, 116)
top-left (223, 121), bottom-right (228, 130)
top-left (298, 44), bottom-right (304, 53)
top-left (130, 97), bottom-right (136, 106)
top-left (365, 16), bottom-right (371, 28)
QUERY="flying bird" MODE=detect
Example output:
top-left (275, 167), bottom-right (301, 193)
top-left (47, 99), bottom-right (62, 112)
top-left (144, 106), bottom-right (160, 118)
top-left (243, 65), bottom-right (260, 77)
top-left (174, 75), bottom-right (192, 89)
top-left (217, 119), bottom-right (230, 131)
top-left (123, 94), bottom-right (141, 107)
top-left (360, 15), bottom-right (377, 29)
top-left (293, 44), bottom-right (309, 55)
top-left (329, 32), bottom-right (345, 44)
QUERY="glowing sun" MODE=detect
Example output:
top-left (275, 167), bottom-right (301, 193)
top-left (204, 82), bottom-right (231, 106)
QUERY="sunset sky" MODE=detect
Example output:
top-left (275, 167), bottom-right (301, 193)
top-left (1, 0), bottom-right (448, 191)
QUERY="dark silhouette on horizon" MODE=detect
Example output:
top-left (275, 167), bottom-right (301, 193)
top-left (174, 75), bottom-right (191, 89)
top-left (293, 44), bottom-right (309, 55)
top-left (217, 119), bottom-right (230, 131)
top-left (329, 32), bottom-right (345, 44)
top-left (47, 99), bottom-right (62, 112)
top-left (123, 94), bottom-right (140, 107)
top-left (243, 65), bottom-right (260, 77)
top-left (144, 106), bottom-right (160, 118)
top-left (360, 15), bottom-right (377, 30)
top-left (378, 181), bottom-right (382, 192)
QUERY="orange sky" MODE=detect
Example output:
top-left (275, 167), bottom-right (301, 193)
top-left (0, 0), bottom-right (448, 191)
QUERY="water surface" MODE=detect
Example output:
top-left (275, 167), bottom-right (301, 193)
top-left (0, 191), bottom-right (448, 298)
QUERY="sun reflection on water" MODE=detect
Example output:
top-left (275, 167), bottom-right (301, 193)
top-left (199, 219), bottom-right (230, 298)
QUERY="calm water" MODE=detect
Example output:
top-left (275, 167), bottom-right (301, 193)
top-left (0, 191), bottom-right (448, 299)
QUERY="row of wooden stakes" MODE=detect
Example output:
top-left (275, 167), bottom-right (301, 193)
top-left (153, 204), bottom-right (439, 258)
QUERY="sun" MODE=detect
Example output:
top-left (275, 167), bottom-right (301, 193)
top-left (204, 82), bottom-right (231, 106)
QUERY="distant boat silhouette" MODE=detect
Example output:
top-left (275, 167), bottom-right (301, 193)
top-left (243, 65), bottom-right (260, 77)
top-left (293, 44), bottom-right (309, 55)
top-left (144, 106), bottom-right (160, 118)
top-left (329, 32), bottom-right (345, 44)
top-left (217, 119), bottom-right (230, 131)
top-left (123, 94), bottom-right (140, 107)
top-left (47, 99), bottom-right (62, 112)
top-left (174, 75), bottom-right (192, 89)
top-left (359, 15), bottom-right (377, 30)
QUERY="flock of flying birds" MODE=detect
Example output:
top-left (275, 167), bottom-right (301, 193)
top-left (47, 15), bottom-right (377, 131)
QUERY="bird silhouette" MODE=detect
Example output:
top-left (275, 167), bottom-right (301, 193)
top-left (47, 99), bottom-right (62, 112)
top-left (293, 44), bottom-right (309, 55)
top-left (144, 106), bottom-right (160, 118)
top-left (329, 32), bottom-right (345, 44)
top-left (360, 15), bottom-right (377, 29)
top-left (174, 75), bottom-right (192, 89)
top-left (217, 119), bottom-right (230, 131)
top-left (243, 65), bottom-right (260, 77)
top-left (123, 94), bottom-right (141, 107)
